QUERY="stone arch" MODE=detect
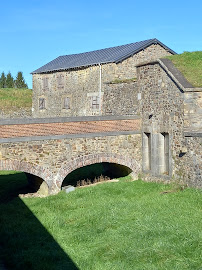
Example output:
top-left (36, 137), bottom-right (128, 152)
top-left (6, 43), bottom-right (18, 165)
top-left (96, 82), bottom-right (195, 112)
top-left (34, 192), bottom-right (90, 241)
top-left (55, 153), bottom-right (140, 189)
top-left (0, 159), bottom-right (54, 194)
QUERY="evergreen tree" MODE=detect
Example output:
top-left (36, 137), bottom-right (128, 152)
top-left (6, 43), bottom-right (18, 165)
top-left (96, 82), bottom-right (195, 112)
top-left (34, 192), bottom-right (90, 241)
top-left (6, 72), bottom-right (14, 88)
top-left (0, 72), bottom-right (6, 88)
top-left (15, 71), bottom-right (28, 88)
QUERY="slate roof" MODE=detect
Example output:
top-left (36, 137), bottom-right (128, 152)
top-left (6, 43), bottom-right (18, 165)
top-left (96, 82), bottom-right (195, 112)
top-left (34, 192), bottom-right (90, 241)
top-left (32, 38), bottom-right (176, 74)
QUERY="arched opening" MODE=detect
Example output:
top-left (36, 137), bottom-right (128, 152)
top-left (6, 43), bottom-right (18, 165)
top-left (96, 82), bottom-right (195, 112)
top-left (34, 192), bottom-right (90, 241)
top-left (0, 160), bottom-right (52, 196)
top-left (61, 162), bottom-right (132, 188)
top-left (0, 170), bottom-right (28, 202)
top-left (0, 170), bottom-right (49, 202)
top-left (25, 173), bottom-right (49, 196)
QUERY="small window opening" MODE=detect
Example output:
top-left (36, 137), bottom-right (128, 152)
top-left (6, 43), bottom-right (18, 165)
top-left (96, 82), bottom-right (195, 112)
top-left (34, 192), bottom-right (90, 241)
top-left (39, 98), bottom-right (45, 110)
top-left (57, 74), bottom-right (64, 89)
top-left (43, 77), bottom-right (49, 90)
top-left (63, 97), bottom-right (70, 110)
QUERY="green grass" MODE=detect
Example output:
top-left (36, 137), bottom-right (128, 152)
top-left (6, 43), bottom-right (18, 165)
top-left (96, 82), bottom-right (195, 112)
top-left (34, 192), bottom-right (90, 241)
top-left (0, 171), bottom-right (201, 270)
top-left (0, 88), bottom-right (32, 110)
top-left (166, 51), bottom-right (202, 87)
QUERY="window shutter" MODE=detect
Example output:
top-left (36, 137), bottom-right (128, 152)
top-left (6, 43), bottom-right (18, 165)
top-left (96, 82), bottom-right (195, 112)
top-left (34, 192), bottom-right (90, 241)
top-left (91, 96), bottom-right (99, 109)
top-left (39, 98), bottom-right (45, 110)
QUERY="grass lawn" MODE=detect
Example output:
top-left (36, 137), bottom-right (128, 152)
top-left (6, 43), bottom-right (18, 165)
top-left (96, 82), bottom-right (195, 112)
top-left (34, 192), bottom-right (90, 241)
top-left (0, 171), bottom-right (201, 270)
top-left (0, 88), bottom-right (32, 110)
top-left (166, 51), bottom-right (202, 87)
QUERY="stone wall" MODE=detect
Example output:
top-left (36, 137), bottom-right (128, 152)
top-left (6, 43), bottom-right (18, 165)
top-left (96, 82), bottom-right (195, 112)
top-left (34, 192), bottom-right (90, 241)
top-left (102, 81), bottom-right (141, 116)
top-left (32, 63), bottom-right (115, 118)
top-left (115, 44), bottom-right (172, 79)
top-left (32, 44), bottom-right (171, 118)
top-left (184, 91), bottom-right (202, 131)
top-left (0, 133), bottom-right (142, 194)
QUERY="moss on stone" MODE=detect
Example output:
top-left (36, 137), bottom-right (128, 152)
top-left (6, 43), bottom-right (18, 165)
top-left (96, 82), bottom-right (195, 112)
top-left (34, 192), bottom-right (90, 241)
top-left (107, 77), bottom-right (137, 84)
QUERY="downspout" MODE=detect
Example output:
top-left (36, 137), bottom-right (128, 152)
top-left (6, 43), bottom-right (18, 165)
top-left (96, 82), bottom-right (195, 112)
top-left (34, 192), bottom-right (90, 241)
top-left (98, 63), bottom-right (102, 115)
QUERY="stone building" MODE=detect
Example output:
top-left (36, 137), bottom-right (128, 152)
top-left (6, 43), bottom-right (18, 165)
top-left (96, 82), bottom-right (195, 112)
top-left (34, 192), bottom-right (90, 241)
top-left (30, 38), bottom-right (201, 188)
top-left (31, 38), bottom-right (175, 118)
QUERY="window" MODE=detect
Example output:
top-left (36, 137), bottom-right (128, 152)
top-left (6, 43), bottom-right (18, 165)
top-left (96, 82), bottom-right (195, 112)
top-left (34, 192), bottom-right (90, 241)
top-left (39, 98), bottom-right (46, 110)
top-left (91, 96), bottom-right (99, 110)
top-left (143, 132), bottom-right (151, 171)
top-left (63, 97), bottom-right (70, 110)
top-left (57, 74), bottom-right (64, 89)
top-left (43, 77), bottom-right (49, 90)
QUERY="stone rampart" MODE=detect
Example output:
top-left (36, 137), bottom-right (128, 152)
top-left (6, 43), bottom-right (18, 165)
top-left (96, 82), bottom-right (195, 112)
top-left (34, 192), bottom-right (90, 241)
top-left (137, 60), bottom-right (201, 188)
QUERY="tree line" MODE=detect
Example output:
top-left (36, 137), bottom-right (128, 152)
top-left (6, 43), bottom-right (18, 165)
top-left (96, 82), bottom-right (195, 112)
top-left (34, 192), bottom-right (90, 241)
top-left (0, 71), bottom-right (28, 89)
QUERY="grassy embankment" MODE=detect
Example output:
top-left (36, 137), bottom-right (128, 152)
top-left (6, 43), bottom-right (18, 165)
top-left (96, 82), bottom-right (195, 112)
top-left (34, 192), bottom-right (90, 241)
top-left (166, 51), bottom-right (202, 87)
top-left (0, 88), bottom-right (32, 111)
top-left (0, 171), bottom-right (201, 270)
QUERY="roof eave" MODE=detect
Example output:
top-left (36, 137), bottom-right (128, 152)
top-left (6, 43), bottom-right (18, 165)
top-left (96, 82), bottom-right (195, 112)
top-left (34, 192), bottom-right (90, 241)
top-left (31, 60), bottom-right (114, 74)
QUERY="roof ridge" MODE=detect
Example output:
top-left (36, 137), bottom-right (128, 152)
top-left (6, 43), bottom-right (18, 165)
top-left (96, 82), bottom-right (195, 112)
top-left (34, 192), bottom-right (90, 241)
top-left (59, 38), bottom-right (156, 58)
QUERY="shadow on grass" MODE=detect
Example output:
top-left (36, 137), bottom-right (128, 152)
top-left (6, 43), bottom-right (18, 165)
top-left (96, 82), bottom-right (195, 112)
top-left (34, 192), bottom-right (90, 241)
top-left (0, 172), bottom-right (79, 270)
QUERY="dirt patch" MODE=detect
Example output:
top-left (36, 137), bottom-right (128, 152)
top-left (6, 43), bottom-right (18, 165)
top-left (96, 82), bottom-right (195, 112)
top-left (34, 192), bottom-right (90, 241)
top-left (18, 192), bottom-right (47, 198)
top-left (78, 179), bottom-right (119, 188)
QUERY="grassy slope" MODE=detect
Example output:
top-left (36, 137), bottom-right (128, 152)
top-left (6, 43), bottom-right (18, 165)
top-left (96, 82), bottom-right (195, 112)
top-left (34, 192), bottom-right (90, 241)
top-left (166, 51), bottom-right (202, 87)
top-left (0, 171), bottom-right (201, 270)
top-left (0, 88), bottom-right (32, 110)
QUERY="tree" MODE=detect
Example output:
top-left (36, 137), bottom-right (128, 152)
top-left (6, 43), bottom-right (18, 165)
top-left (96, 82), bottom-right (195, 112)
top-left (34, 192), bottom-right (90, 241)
top-left (15, 71), bottom-right (28, 88)
top-left (0, 72), bottom-right (6, 88)
top-left (6, 72), bottom-right (14, 88)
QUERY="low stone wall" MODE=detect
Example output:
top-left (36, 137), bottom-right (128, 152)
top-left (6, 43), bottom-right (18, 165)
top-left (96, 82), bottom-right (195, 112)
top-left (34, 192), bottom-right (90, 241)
top-left (0, 108), bottom-right (32, 119)
top-left (183, 135), bottom-right (202, 188)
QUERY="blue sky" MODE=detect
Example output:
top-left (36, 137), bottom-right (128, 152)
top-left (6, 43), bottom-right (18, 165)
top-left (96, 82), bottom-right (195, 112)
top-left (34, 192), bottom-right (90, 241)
top-left (1, 0), bottom-right (202, 88)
